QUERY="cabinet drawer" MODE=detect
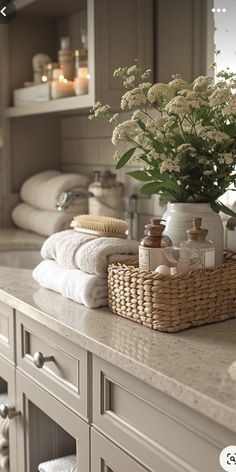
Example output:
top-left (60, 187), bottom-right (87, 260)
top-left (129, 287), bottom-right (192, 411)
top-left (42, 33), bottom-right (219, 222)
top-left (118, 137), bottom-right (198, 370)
top-left (91, 428), bottom-right (149, 472)
top-left (0, 300), bottom-right (15, 363)
top-left (16, 311), bottom-right (89, 420)
top-left (93, 356), bottom-right (235, 472)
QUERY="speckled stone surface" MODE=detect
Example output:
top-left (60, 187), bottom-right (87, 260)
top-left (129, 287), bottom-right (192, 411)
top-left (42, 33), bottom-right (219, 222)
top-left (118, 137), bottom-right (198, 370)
top-left (0, 228), bottom-right (45, 250)
top-left (0, 263), bottom-right (235, 433)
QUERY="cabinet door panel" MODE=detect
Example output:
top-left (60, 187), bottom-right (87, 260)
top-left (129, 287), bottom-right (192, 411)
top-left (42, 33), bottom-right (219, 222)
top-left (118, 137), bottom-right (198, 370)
top-left (0, 301), bottom-right (15, 363)
top-left (0, 355), bottom-right (17, 471)
top-left (91, 428), bottom-right (150, 472)
top-left (15, 370), bottom-right (89, 472)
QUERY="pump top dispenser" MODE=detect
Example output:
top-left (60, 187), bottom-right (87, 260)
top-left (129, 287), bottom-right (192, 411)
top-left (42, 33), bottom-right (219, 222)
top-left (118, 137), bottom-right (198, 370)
top-left (180, 218), bottom-right (215, 269)
top-left (139, 219), bottom-right (172, 271)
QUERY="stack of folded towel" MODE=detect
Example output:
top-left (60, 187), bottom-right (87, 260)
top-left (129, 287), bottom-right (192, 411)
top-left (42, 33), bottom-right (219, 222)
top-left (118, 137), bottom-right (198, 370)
top-left (0, 394), bottom-right (9, 472)
top-left (33, 229), bottom-right (139, 308)
top-left (12, 171), bottom-right (89, 237)
top-left (38, 454), bottom-right (76, 472)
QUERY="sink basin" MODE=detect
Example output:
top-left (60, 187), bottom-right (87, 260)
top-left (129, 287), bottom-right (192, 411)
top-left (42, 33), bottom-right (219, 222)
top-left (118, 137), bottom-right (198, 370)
top-left (0, 250), bottom-right (42, 269)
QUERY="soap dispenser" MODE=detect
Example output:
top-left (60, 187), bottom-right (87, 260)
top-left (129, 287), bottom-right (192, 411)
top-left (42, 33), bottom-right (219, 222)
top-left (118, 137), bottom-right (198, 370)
top-left (180, 217), bottom-right (215, 269)
top-left (139, 219), bottom-right (172, 271)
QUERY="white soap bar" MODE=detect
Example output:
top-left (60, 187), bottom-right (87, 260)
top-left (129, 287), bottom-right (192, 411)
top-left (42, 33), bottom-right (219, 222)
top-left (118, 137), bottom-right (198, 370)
top-left (155, 265), bottom-right (170, 275)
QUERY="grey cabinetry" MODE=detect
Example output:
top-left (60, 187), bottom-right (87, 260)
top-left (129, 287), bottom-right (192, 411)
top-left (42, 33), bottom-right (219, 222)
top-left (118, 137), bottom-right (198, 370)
top-left (91, 428), bottom-right (149, 472)
top-left (15, 370), bottom-right (89, 472)
top-left (92, 355), bottom-right (235, 472)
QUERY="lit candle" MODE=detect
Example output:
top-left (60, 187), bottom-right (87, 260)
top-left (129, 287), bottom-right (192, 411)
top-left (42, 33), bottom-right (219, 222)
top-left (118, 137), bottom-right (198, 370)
top-left (51, 76), bottom-right (75, 99)
top-left (74, 67), bottom-right (89, 95)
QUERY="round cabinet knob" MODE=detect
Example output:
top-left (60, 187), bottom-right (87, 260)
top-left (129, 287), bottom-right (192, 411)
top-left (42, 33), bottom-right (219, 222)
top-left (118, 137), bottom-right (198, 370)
top-left (0, 404), bottom-right (20, 419)
top-left (33, 352), bottom-right (54, 369)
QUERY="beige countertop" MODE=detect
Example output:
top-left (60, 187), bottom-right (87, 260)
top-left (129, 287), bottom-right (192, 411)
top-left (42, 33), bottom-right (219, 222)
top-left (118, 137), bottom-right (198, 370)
top-left (0, 228), bottom-right (235, 434)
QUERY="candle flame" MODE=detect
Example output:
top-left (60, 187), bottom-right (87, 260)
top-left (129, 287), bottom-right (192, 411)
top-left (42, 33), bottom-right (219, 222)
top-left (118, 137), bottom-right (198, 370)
top-left (41, 75), bottom-right (48, 83)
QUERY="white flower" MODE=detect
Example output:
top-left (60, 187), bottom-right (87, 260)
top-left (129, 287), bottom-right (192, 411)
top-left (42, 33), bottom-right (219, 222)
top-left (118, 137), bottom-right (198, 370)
top-left (127, 65), bottom-right (139, 75)
top-left (177, 143), bottom-right (197, 157)
top-left (209, 88), bottom-right (231, 107)
top-left (192, 76), bottom-right (212, 92)
top-left (148, 150), bottom-right (160, 159)
top-left (166, 95), bottom-right (188, 114)
top-left (109, 113), bottom-right (119, 124)
top-left (111, 120), bottom-right (139, 145)
top-left (139, 82), bottom-right (152, 91)
top-left (147, 83), bottom-right (175, 106)
top-left (223, 97), bottom-right (236, 115)
top-left (218, 152), bottom-right (234, 164)
top-left (203, 170), bottom-right (213, 176)
top-left (168, 78), bottom-right (190, 93)
top-left (121, 88), bottom-right (147, 109)
top-left (185, 91), bottom-right (208, 109)
top-left (160, 158), bottom-right (180, 173)
top-left (205, 130), bottom-right (230, 143)
top-left (132, 110), bottom-right (148, 123)
top-left (124, 75), bottom-right (136, 87)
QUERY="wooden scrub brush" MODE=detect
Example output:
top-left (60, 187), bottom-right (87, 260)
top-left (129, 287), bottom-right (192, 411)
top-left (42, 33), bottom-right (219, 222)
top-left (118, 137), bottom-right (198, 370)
top-left (71, 215), bottom-right (128, 238)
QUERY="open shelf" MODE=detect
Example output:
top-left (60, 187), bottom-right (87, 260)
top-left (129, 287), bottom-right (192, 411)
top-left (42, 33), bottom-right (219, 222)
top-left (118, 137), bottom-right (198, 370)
top-left (15, 0), bottom-right (87, 17)
top-left (5, 94), bottom-right (94, 118)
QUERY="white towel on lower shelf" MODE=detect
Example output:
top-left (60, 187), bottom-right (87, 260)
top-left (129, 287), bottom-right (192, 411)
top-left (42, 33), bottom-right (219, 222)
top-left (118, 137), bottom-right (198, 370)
top-left (21, 170), bottom-right (89, 211)
top-left (0, 394), bottom-right (9, 472)
top-left (33, 260), bottom-right (108, 308)
top-left (41, 229), bottom-right (139, 276)
top-left (12, 203), bottom-right (87, 237)
top-left (38, 454), bottom-right (76, 472)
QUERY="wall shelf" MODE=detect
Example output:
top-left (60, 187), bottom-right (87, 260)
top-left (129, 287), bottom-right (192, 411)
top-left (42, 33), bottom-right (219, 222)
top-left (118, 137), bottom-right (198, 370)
top-left (5, 95), bottom-right (93, 118)
top-left (15, 0), bottom-right (86, 17)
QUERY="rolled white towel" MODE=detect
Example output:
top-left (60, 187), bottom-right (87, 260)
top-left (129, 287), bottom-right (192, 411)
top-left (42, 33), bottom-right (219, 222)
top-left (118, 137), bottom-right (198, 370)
top-left (41, 230), bottom-right (139, 276)
top-left (12, 203), bottom-right (87, 237)
top-left (33, 260), bottom-right (108, 308)
top-left (38, 455), bottom-right (76, 472)
top-left (21, 170), bottom-right (89, 211)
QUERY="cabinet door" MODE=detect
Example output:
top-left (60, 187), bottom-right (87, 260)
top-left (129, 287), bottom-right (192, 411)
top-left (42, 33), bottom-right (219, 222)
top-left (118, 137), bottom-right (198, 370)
top-left (15, 370), bottom-right (89, 472)
top-left (91, 428), bottom-right (150, 472)
top-left (0, 355), bottom-right (17, 471)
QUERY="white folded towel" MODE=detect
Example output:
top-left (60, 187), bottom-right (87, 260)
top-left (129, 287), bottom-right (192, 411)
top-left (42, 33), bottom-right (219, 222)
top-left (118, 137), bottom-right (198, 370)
top-left (38, 455), bottom-right (76, 472)
top-left (21, 170), bottom-right (89, 211)
top-left (41, 230), bottom-right (139, 276)
top-left (12, 203), bottom-right (87, 237)
top-left (0, 394), bottom-right (9, 472)
top-left (33, 260), bottom-right (108, 308)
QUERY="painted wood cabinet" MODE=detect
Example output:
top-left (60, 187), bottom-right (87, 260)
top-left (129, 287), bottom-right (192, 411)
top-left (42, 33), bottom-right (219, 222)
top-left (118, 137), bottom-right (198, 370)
top-left (0, 300), bottom-right (235, 472)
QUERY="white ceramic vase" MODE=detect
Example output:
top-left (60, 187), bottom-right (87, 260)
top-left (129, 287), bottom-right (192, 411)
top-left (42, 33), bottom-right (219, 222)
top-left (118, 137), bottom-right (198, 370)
top-left (162, 202), bottom-right (224, 265)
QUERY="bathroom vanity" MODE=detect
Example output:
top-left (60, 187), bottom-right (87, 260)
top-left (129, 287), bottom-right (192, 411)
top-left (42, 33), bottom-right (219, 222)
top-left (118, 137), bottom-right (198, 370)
top-left (0, 233), bottom-right (235, 472)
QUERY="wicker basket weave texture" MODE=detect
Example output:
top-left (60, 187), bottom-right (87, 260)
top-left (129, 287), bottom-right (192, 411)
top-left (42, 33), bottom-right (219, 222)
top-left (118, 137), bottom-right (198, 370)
top-left (108, 261), bottom-right (236, 333)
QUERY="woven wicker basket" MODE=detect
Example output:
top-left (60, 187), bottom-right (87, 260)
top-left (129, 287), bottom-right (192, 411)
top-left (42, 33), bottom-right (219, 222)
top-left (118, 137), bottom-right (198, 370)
top-left (108, 259), bottom-right (236, 332)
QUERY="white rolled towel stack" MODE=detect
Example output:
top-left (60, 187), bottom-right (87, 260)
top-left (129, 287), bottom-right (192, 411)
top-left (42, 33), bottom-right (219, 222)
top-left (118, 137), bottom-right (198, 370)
top-left (38, 454), bottom-right (76, 472)
top-left (33, 229), bottom-right (139, 309)
top-left (12, 171), bottom-right (89, 237)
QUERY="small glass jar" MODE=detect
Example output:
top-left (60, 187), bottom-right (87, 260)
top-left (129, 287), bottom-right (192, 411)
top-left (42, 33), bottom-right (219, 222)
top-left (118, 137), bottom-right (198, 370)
top-left (180, 217), bottom-right (215, 269)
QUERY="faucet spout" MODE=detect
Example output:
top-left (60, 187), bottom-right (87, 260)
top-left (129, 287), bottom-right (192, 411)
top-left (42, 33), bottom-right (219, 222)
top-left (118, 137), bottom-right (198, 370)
top-left (56, 191), bottom-right (94, 211)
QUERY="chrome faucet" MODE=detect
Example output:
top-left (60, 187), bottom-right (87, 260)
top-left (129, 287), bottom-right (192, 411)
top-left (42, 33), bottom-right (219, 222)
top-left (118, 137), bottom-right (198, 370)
top-left (56, 191), bottom-right (94, 211)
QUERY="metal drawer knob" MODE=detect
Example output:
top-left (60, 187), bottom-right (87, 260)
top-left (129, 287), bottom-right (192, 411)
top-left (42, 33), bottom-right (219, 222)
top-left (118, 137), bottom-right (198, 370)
top-left (33, 351), bottom-right (54, 369)
top-left (0, 404), bottom-right (20, 419)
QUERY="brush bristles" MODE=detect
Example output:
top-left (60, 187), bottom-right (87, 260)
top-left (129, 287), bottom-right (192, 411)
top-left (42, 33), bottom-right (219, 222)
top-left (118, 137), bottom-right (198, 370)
top-left (71, 215), bottom-right (128, 235)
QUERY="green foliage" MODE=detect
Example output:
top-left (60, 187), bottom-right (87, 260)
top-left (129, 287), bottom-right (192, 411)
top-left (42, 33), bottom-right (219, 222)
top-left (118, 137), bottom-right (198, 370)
top-left (115, 148), bottom-right (135, 169)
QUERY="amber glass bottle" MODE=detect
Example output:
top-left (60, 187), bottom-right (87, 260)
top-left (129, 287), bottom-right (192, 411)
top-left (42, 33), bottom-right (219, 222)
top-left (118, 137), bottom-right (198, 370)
top-left (139, 219), bottom-right (172, 271)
